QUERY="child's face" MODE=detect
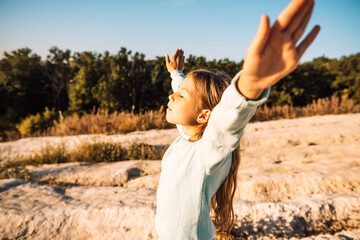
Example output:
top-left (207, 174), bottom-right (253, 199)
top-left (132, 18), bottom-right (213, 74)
top-left (166, 76), bottom-right (201, 126)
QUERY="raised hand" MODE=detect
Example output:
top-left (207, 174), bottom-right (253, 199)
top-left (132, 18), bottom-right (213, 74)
top-left (165, 49), bottom-right (185, 73)
top-left (238, 0), bottom-right (320, 99)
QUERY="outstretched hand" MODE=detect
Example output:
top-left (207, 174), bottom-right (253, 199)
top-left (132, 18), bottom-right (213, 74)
top-left (238, 0), bottom-right (320, 99)
top-left (165, 49), bottom-right (185, 73)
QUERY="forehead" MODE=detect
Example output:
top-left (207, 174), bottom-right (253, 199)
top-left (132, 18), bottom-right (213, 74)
top-left (179, 76), bottom-right (196, 92)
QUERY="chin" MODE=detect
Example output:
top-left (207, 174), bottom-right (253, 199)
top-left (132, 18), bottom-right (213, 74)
top-left (165, 114), bottom-right (172, 123)
top-left (166, 114), bottom-right (177, 125)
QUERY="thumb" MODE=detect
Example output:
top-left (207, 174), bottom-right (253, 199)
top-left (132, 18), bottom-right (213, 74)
top-left (248, 14), bottom-right (270, 55)
top-left (165, 54), bottom-right (170, 67)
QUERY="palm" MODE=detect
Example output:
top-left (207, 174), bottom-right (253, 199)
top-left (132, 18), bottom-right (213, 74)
top-left (241, 0), bottom-right (320, 91)
top-left (244, 26), bottom-right (300, 86)
top-left (165, 49), bottom-right (185, 73)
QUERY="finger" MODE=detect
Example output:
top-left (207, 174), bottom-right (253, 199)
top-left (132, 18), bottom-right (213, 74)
top-left (181, 56), bottom-right (185, 71)
top-left (273, 0), bottom-right (312, 32)
top-left (296, 25), bottom-right (320, 59)
top-left (179, 50), bottom-right (183, 62)
top-left (285, 0), bottom-right (313, 35)
top-left (248, 14), bottom-right (270, 55)
top-left (292, 1), bottom-right (314, 43)
top-left (172, 49), bottom-right (180, 61)
top-left (165, 54), bottom-right (170, 66)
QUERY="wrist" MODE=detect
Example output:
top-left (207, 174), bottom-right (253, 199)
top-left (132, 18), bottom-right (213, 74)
top-left (237, 74), bottom-right (264, 100)
top-left (171, 69), bottom-right (185, 79)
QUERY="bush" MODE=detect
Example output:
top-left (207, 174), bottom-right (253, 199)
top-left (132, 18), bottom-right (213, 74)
top-left (0, 140), bottom-right (168, 179)
top-left (70, 141), bottom-right (127, 163)
top-left (29, 142), bottom-right (69, 165)
top-left (16, 113), bottom-right (42, 135)
top-left (0, 160), bottom-right (33, 180)
top-left (16, 107), bottom-right (58, 136)
top-left (127, 143), bottom-right (168, 160)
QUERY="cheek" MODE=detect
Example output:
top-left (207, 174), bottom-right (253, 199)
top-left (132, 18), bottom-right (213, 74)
top-left (183, 106), bottom-right (200, 124)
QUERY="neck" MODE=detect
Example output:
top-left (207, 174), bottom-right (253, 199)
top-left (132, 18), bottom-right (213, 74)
top-left (182, 124), bottom-right (203, 138)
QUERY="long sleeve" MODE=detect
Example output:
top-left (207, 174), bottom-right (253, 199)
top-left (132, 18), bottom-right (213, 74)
top-left (200, 71), bottom-right (270, 174)
top-left (170, 70), bottom-right (185, 92)
top-left (156, 70), bottom-right (270, 239)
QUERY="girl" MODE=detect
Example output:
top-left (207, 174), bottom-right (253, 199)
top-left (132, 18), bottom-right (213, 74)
top-left (155, 0), bottom-right (320, 239)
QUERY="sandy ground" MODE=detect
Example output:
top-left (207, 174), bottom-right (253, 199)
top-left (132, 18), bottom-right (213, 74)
top-left (0, 113), bottom-right (359, 239)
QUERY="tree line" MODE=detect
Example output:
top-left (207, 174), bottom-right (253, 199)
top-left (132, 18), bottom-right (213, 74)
top-left (0, 46), bottom-right (359, 134)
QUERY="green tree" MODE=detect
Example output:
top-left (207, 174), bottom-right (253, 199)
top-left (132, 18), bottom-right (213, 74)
top-left (331, 53), bottom-right (360, 103)
top-left (267, 58), bottom-right (336, 107)
top-left (1, 46), bottom-right (359, 138)
top-left (206, 58), bottom-right (244, 77)
top-left (128, 52), bottom-right (150, 111)
top-left (185, 55), bottom-right (208, 72)
top-left (68, 51), bottom-right (101, 113)
top-left (92, 48), bottom-right (132, 111)
top-left (45, 47), bottom-right (73, 111)
top-left (146, 56), bottom-right (171, 109)
top-left (0, 48), bottom-right (49, 131)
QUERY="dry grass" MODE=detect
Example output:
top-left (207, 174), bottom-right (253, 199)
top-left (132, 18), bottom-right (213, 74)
top-left (252, 96), bottom-right (360, 122)
top-left (46, 106), bottom-right (173, 137)
top-left (47, 96), bottom-right (358, 137)
top-left (2, 97), bottom-right (359, 142)
top-left (0, 140), bottom-right (168, 180)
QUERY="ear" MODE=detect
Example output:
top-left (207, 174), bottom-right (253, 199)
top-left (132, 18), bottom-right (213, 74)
top-left (197, 109), bottom-right (211, 124)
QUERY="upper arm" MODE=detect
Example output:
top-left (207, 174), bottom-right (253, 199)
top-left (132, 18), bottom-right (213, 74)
top-left (200, 71), bottom-right (270, 174)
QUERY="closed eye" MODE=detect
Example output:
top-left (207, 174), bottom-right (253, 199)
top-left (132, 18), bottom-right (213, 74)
top-left (178, 86), bottom-right (189, 98)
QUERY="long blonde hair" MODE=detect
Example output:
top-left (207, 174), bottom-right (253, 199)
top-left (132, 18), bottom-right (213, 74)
top-left (188, 69), bottom-right (241, 239)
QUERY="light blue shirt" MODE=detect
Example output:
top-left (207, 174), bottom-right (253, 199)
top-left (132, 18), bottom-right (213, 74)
top-left (155, 70), bottom-right (270, 240)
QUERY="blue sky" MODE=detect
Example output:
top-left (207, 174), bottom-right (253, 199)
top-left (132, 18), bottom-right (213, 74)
top-left (0, 0), bottom-right (359, 63)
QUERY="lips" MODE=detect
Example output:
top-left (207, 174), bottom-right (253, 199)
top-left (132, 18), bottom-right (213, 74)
top-left (167, 105), bottom-right (172, 111)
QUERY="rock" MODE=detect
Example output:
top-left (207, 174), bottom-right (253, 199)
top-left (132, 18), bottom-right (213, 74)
top-left (28, 160), bottom-right (161, 187)
top-left (1, 114), bottom-right (360, 239)
top-left (296, 230), bottom-right (360, 239)
top-left (1, 182), bottom-right (359, 239)
top-left (125, 174), bottom-right (160, 190)
top-left (241, 114), bottom-right (360, 148)
top-left (232, 194), bottom-right (360, 239)
top-left (0, 182), bottom-right (157, 240)
top-left (0, 178), bottom-right (26, 192)
top-left (236, 156), bottom-right (360, 202)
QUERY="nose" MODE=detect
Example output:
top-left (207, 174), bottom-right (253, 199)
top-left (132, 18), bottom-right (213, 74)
top-left (168, 93), bottom-right (175, 101)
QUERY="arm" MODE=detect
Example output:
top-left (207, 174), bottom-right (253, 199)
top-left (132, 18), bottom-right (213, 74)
top-left (201, 72), bottom-right (270, 174)
top-left (165, 49), bottom-right (186, 92)
top-left (165, 49), bottom-right (191, 140)
top-left (201, 0), bottom-right (320, 174)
